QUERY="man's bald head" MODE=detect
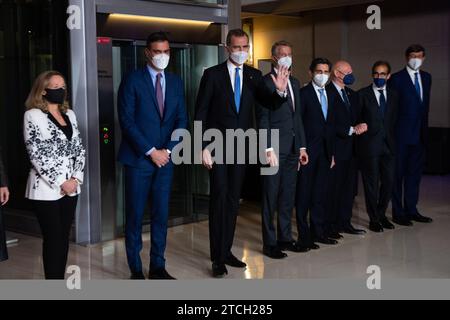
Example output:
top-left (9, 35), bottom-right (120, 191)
top-left (332, 60), bottom-right (353, 87)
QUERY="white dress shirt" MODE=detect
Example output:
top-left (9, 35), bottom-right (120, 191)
top-left (406, 65), bottom-right (423, 100)
top-left (372, 83), bottom-right (388, 106)
top-left (227, 59), bottom-right (244, 94)
top-left (312, 81), bottom-right (328, 105)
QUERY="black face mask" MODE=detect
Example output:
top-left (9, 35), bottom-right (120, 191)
top-left (44, 88), bottom-right (66, 104)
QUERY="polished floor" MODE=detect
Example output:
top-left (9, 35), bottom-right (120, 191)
top-left (1, 175), bottom-right (449, 280)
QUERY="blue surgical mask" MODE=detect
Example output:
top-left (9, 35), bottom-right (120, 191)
top-left (343, 73), bottom-right (355, 86)
top-left (373, 78), bottom-right (386, 88)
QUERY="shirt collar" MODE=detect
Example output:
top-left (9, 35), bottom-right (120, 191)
top-left (227, 59), bottom-right (243, 72)
top-left (406, 65), bottom-right (420, 76)
top-left (312, 81), bottom-right (325, 92)
top-left (332, 81), bottom-right (345, 93)
top-left (147, 64), bottom-right (165, 80)
top-left (372, 83), bottom-right (387, 91)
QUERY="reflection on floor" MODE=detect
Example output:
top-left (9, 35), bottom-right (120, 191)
top-left (1, 175), bottom-right (449, 279)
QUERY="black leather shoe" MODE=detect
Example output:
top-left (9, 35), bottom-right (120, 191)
top-left (263, 246), bottom-right (288, 259)
top-left (130, 272), bottom-right (145, 280)
top-left (225, 254), bottom-right (247, 268)
top-left (278, 241), bottom-right (310, 253)
top-left (381, 218), bottom-right (395, 230)
top-left (315, 237), bottom-right (338, 245)
top-left (212, 263), bottom-right (228, 278)
top-left (410, 214), bottom-right (433, 223)
top-left (309, 243), bottom-right (320, 250)
top-left (148, 268), bottom-right (176, 280)
top-left (393, 217), bottom-right (413, 226)
top-left (328, 232), bottom-right (344, 240)
top-left (341, 225), bottom-right (367, 235)
top-left (369, 222), bottom-right (384, 233)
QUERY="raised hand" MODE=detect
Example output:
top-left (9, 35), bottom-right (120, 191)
top-left (270, 65), bottom-right (290, 93)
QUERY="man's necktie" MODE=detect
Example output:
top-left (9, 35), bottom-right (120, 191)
top-left (155, 73), bottom-right (164, 117)
top-left (414, 72), bottom-right (422, 101)
top-left (234, 67), bottom-right (241, 113)
top-left (378, 89), bottom-right (387, 118)
top-left (341, 88), bottom-right (351, 111)
top-left (319, 89), bottom-right (328, 119)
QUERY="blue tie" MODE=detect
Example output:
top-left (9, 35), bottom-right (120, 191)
top-left (234, 67), bottom-right (241, 113)
top-left (414, 72), bottom-right (422, 100)
top-left (319, 89), bottom-right (328, 119)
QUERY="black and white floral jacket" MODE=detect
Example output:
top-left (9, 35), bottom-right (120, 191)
top-left (24, 108), bottom-right (86, 200)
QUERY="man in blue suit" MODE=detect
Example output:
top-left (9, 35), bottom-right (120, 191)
top-left (389, 44), bottom-right (433, 226)
top-left (118, 32), bottom-right (188, 280)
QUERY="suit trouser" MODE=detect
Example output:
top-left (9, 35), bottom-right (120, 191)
top-left (261, 152), bottom-right (298, 248)
top-left (124, 164), bottom-right (174, 273)
top-left (33, 196), bottom-right (78, 279)
top-left (0, 207), bottom-right (8, 262)
top-left (296, 153), bottom-right (330, 244)
top-left (328, 157), bottom-right (357, 232)
top-left (361, 149), bottom-right (395, 223)
top-left (392, 143), bottom-right (426, 219)
top-left (209, 164), bottom-right (246, 264)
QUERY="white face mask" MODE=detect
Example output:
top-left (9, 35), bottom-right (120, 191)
top-left (313, 74), bottom-right (329, 88)
top-left (230, 51), bottom-right (249, 66)
top-left (277, 56), bottom-right (292, 69)
top-left (152, 53), bottom-right (170, 70)
top-left (408, 58), bottom-right (423, 71)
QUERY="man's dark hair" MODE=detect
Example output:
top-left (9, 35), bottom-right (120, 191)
top-left (309, 57), bottom-right (332, 73)
top-left (372, 60), bottom-right (392, 75)
top-left (405, 44), bottom-right (426, 57)
top-left (146, 31), bottom-right (170, 48)
top-left (271, 40), bottom-right (293, 57)
top-left (226, 29), bottom-right (249, 47)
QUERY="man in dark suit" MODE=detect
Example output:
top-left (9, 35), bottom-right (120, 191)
top-left (257, 41), bottom-right (309, 259)
top-left (358, 61), bottom-right (399, 232)
top-left (296, 58), bottom-right (336, 248)
top-left (195, 29), bottom-right (290, 277)
top-left (118, 32), bottom-right (188, 280)
top-left (0, 144), bottom-right (10, 262)
top-left (389, 44), bottom-right (433, 226)
top-left (327, 60), bottom-right (367, 238)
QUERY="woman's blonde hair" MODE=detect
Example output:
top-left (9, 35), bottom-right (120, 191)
top-left (25, 70), bottom-right (70, 113)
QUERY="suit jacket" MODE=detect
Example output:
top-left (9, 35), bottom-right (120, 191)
top-left (327, 83), bottom-right (360, 161)
top-left (24, 109), bottom-right (85, 201)
top-left (0, 145), bottom-right (7, 187)
top-left (357, 85), bottom-right (399, 158)
top-left (195, 61), bottom-right (286, 151)
top-left (299, 83), bottom-right (335, 162)
top-left (256, 71), bottom-right (306, 156)
top-left (389, 68), bottom-right (432, 146)
top-left (117, 67), bottom-right (188, 169)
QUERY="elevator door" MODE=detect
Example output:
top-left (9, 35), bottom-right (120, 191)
top-left (98, 38), bottom-right (219, 240)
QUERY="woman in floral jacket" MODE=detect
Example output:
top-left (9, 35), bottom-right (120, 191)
top-left (24, 71), bottom-right (85, 279)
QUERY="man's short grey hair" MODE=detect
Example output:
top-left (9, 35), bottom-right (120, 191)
top-left (271, 40), bottom-right (293, 57)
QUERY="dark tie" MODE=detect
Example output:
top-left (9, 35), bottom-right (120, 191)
top-left (341, 88), bottom-right (350, 111)
top-left (155, 73), bottom-right (164, 117)
top-left (286, 84), bottom-right (295, 112)
top-left (414, 72), bottom-right (422, 100)
top-left (378, 89), bottom-right (387, 118)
